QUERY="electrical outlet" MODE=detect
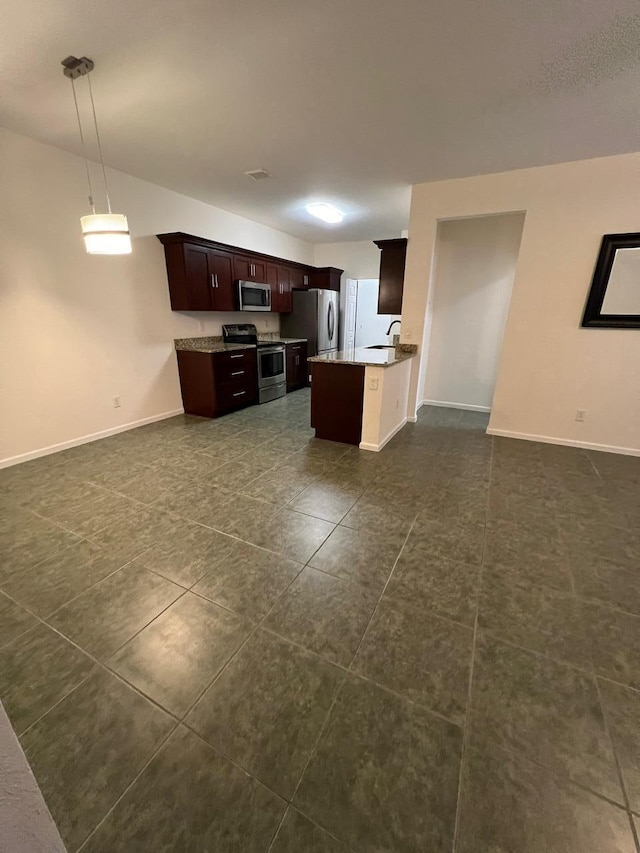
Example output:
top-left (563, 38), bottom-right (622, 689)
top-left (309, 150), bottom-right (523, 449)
top-left (368, 378), bottom-right (379, 391)
top-left (113, 396), bottom-right (121, 409)
top-left (575, 409), bottom-right (586, 422)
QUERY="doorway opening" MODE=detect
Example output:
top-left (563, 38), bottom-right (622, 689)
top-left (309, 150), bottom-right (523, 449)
top-left (421, 212), bottom-right (525, 412)
top-left (342, 279), bottom-right (401, 350)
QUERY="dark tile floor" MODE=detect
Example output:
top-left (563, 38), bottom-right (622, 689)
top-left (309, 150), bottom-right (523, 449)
top-left (1, 390), bottom-right (639, 852)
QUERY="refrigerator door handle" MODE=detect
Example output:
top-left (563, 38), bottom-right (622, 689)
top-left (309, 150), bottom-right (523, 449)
top-left (328, 299), bottom-right (335, 342)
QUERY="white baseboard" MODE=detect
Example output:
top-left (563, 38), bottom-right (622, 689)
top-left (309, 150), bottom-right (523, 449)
top-left (360, 417), bottom-right (408, 453)
top-left (486, 428), bottom-right (640, 458)
top-left (422, 399), bottom-right (491, 413)
top-left (0, 409), bottom-right (184, 470)
top-left (406, 415), bottom-right (418, 423)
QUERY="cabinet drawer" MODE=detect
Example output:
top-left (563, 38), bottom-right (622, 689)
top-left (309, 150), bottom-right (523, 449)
top-left (216, 378), bottom-right (257, 412)
top-left (213, 348), bottom-right (257, 375)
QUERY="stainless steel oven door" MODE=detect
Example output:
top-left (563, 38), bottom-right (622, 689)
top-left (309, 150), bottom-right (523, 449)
top-left (258, 346), bottom-right (286, 388)
top-left (238, 280), bottom-right (271, 312)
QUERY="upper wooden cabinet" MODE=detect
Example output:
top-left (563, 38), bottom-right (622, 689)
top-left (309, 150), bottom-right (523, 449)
top-left (374, 238), bottom-right (407, 315)
top-left (162, 240), bottom-right (235, 311)
top-left (290, 266), bottom-right (310, 290)
top-left (233, 255), bottom-right (267, 283)
top-left (310, 267), bottom-right (342, 292)
top-left (157, 233), bottom-right (343, 312)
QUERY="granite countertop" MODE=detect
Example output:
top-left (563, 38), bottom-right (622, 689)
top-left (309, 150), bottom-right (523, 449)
top-left (308, 344), bottom-right (417, 368)
top-left (174, 335), bottom-right (307, 354)
top-left (174, 337), bottom-right (253, 354)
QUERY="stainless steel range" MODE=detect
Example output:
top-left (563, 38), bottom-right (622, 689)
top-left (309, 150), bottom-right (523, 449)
top-left (222, 324), bottom-right (286, 404)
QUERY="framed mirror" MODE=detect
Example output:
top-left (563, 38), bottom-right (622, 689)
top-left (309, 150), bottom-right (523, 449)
top-left (582, 233), bottom-right (640, 328)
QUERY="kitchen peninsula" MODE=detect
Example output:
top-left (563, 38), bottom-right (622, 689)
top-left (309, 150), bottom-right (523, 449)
top-left (308, 345), bottom-right (417, 451)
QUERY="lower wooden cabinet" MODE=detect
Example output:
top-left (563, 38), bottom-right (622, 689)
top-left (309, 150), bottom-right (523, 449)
top-left (176, 349), bottom-right (257, 417)
top-left (286, 342), bottom-right (308, 391)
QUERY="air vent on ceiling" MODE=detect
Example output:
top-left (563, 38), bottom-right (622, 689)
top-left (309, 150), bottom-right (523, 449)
top-left (244, 169), bottom-right (273, 181)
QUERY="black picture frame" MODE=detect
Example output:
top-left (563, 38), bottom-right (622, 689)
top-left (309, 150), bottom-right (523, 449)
top-left (582, 233), bottom-right (640, 328)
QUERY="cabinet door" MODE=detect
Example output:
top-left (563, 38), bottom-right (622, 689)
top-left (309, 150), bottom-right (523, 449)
top-left (375, 239), bottom-right (407, 315)
top-left (210, 251), bottom-right (235, 311)
top-left (277, 266), bottom-right (292, 313)
top-left (286, 343), bottom-right (307, 390)
top-left (311, 267), bottom-right (342, 292)
top-left (183, 244), bottom-right (214, 310)
top-left (234, 255), bottom-right (267, 282)
top-left (266, 263), bottom-right (280, 312)
top-left (289, 266), bottom-right (305, 290)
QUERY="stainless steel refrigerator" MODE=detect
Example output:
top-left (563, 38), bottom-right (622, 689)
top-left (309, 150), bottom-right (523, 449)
top-left (281, 289), bottom-right (339, 357)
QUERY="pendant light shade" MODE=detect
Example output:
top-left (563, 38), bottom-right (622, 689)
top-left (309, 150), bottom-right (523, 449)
top-left (62, 56), bottom-right (132, 256)
top-left (81, 213), bottom-right (132, 254)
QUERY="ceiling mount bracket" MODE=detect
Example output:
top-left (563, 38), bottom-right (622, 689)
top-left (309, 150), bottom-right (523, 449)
top-left (61, 56), bottom-right (94, 80)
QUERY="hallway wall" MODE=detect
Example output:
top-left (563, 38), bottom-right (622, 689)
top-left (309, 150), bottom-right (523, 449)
top-left (422, 213), bottom-right (524, 411)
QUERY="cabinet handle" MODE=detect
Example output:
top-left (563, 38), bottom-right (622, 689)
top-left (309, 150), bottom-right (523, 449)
top-left (230, 354), bottom-right (244, 359)
top-left (215, 273), bottom-right (219, 287)
top-left (231, 370), bottom-right (245, 376)
top-left (210, 274), bottom-right (215, 289)
top-left (232, 391), bottom-right (246, 397)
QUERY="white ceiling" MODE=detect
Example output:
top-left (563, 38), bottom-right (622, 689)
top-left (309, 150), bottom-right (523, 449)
top-left (2, 0), bottom-right (640, 242)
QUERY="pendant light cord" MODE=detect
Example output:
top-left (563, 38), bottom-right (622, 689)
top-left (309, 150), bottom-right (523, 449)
top-left (87, 73), bottom-right (112, 214)
top-left (71, 77), bottom-right (95, 213)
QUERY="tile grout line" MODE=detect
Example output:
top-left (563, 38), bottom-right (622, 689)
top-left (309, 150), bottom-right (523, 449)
top-left (451, 433), bottom-right (493, 852)
top-left (74, 493), bottom-right (335, 850)
top-left (263, 510), bottom-right (422, 851)
top-left (592, 647), bottom-right (640, 850)
top-left (74, 719), bottom-right (181, 853)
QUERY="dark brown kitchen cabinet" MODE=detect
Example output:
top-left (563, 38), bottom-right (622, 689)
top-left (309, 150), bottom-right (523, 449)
top-left (276, 266), bottom-right (292, 312)
top-left (176, 348), bottom-right (257, 417)
top-left (157, 233), bottom-right (343, 312)
top-left (163, 241), bottom-right (235, 311)
top-left (266, 263), bottom-right (279, 311)
top-left (234, 255), bottom-right (267, 283)
top-left (286, 342), bottom-right (307, 391)
top-left (311, 267), bottom-right (342, 291)
top-left (182, 243), bottom-right (212, 311)
top-left (290, 266), bottom-right (309, 290)
top-left (209, 250), bottom-right (235, 311)
top-left (374, 238), bottom-right (407, 315)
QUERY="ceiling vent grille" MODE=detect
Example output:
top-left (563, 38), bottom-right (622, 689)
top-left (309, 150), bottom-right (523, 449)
top-left (244, 169), bottom-right (273, 181)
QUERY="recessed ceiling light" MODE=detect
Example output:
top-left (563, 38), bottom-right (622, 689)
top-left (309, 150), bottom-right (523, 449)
top-left (306, 202), bottom-right (344, 224)
top-left (245, 169), bottom-right (272, 181)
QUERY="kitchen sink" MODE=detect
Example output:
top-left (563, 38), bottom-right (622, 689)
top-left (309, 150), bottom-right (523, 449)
top-left (366, 344), bottom-right (395, 349)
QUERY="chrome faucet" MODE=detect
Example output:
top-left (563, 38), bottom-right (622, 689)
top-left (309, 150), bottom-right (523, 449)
top-left (386, 320), bottom-right (401, 336)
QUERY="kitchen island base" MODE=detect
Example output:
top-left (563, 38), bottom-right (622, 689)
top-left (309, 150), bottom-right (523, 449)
top-left (310, 362), bottom-right (365, 445)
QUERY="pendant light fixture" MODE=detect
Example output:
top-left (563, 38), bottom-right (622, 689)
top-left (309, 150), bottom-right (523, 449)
top-left (62, 56), bottom-right (132, 255)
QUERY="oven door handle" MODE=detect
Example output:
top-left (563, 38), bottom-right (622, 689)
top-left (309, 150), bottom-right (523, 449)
top-left (259, 346), bottom-right (285, 355)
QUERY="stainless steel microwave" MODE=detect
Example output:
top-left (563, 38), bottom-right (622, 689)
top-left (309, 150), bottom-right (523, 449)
top-left (238, 280), bottom-right (271, 312)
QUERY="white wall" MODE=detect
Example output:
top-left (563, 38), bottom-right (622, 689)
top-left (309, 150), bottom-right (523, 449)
top-left (402, 153), bottom-right (640, 455)
top-left (361, 359), bottom-right (412, 451)
top-left (354, 280), bottom-right (401, 349)
top-left (0, 127), bottom-right (313, 466)
top-left (423, 213), bottom-right (524, 411)
top-left (314, 241), bottom-right (383, 351)
top-left (313, 241), bottom-right (381, 282)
